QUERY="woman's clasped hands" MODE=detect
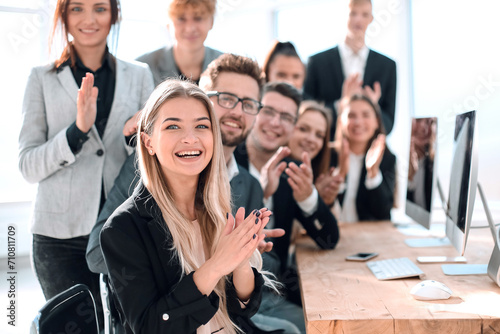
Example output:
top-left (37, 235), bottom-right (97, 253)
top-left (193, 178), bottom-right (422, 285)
top-left (210, 207), bottom-right (272, 277)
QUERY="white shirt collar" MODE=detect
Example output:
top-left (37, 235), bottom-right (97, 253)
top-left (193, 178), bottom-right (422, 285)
top-left (339, 41), bottom-right (369, 61)
top-left (226, 154), bottom-right (240, 182)
top-left (338, 41), bottom-right (370, 79)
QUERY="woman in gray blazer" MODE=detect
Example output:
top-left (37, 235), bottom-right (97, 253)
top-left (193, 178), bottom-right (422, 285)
top-left (17, 0), bottom-right (154, 321)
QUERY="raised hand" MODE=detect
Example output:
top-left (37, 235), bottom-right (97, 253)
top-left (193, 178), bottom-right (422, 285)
top-left (123, 110), bottom-right (141, 136)
top-left (210, 208), bottom-right (268, 276)
top-left (315, 167), bottom-right (343, 206)
top-left (341, 73), bottom-right (363, 99)
top-left (193, 208), bottom-right (267, 296)
top-left (260, 146), bottom-right (290, 199)
top-left (365, 134), bottom-right (386, 178)
top-left (231, 207), bottom-right (283, 254)
top-left (258, 227), bottom-right (285, 254)
top-left (363, 81), bottom-right (382, 105)
top-left (76, 73), bottom-right (98, 133)
top-left (336, 137), bottom-right (350, 179)
top-left (286, 151), bottom-right (314, 203)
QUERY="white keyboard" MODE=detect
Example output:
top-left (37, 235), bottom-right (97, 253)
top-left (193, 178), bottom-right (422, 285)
top-left (367, 257), bottom-right (425, 280)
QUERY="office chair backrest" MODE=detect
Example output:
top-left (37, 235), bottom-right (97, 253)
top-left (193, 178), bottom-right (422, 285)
top-left (31, 284), bottom-right (99, 334)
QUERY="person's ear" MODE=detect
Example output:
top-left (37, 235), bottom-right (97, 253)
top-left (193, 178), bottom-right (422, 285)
top-left (141, 132), bottom-right (155, 155)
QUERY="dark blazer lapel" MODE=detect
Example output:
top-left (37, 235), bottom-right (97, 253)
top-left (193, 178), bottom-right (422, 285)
top-left (363, 49), bottom-right (376, 85)
top-left (330, 47), bottom-right (345, 91)
top-left (135, 189), bottom-right (181, 288)
top-left (57, 66), bottom-right (79, 104)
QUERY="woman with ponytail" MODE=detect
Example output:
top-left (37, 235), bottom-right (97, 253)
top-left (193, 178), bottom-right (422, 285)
top-left (101, 79), bottom-right (274, 333)
top-left (17, 0), bottom-right (154, 322)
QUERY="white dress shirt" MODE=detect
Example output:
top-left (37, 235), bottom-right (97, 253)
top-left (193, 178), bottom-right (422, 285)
top-left (338, 41), bottom-right (370, 79)
top-left (339, 153), bottom-right (383, 223)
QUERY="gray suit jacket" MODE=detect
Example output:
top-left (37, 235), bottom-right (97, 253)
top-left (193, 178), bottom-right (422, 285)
top-left (136, 46), bottom-right (223, 86)
top-left (18, 59), bottom-right (154, 238)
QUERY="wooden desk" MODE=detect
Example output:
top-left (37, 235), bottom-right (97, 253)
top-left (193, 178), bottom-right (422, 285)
top-left (295, 221), bottom-right (500, 334)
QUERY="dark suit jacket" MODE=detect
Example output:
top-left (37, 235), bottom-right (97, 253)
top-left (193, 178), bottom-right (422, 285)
top-left (332, 148), bottom-right (396, 221)
top-left (234, 144), bottom-right (340, 274)
top-left (86, 153), bottom-right (274, 275)
top-left (100, 186), bottom-right (264, 334)
top-left (303, 46), bottom-right (397, 137)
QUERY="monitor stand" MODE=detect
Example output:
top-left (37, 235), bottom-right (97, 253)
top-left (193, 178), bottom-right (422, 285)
top-left (442, 182), bottom-right (500, 286)
top-left (405, 179), bottom-right (451, 248)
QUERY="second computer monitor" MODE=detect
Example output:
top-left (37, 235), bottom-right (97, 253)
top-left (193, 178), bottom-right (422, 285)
top-left (405, 117), bottom-right (438, 229)
top-left (445, 110), bottom-right (478, 256)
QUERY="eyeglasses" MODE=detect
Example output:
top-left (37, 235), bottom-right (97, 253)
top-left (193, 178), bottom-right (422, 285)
top-left (206, 91), bottom-right (262, 115)
top-left (260, 106), bottom-right (297, 125)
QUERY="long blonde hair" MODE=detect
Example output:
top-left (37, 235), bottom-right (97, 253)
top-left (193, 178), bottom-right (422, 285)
top-left (137, 79), bottom-right (262, 333)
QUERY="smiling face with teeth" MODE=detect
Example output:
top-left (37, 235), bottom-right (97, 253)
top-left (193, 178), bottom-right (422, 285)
top-left (249, 91), bottom-right (298, 154)
top-left (342, 99), bottom-right (380, 149)
top-left (210, 72), bottom-right (260, 148)
top-left (143, 97), bottom-right (214, 182)
top-left (66, 0), bottom-right (113, 52)
top-left (289, 110), bottom-right (327, 161)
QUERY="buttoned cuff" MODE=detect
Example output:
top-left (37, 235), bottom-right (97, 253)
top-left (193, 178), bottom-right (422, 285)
top-left (297, 187), bottom-right (319, 217)
top-left (66, 122), bottom-right (89, 153)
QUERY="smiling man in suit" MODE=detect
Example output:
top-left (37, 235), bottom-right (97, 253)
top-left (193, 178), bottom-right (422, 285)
top-left (303, 0), bottom-right (397, 138)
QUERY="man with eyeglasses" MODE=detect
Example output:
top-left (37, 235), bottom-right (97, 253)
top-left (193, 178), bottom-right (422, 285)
top-left (234, 82), bottom-right (340, 310)
top-left (200, 55), bottom-right (305, 334)
top-left (86, 54), bottom-right (303, 333)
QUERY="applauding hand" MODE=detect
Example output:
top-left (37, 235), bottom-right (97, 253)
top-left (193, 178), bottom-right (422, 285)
top-left (76, 73), bottom-right (98, 133)
top-left (315, 167), bottom-right (343, 206)
top-left (286, 151), bottom-right (314, 203)
top-left (123, 110), bottom-right (141, 136)
top-left (260, 146), bottom-right (290, 200)
top-left (365, 134), bottom-right (386, 179)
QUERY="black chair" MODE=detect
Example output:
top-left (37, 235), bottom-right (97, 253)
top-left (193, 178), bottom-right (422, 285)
top-left (31, 284), bottom-right (99, 334)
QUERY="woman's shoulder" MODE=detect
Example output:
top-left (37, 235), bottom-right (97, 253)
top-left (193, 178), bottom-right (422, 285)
top-left (205, 46), bottom-right (223, 58)
top-left (28, 63), bottom-right (59, 78)
top-left (116, 57), bottom-right (152, 74)
top-left (102, 187), bottom-right (158, 234)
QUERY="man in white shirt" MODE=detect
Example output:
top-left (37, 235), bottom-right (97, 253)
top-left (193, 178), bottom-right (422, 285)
top-left (303, 0), bottom-right (397, 138)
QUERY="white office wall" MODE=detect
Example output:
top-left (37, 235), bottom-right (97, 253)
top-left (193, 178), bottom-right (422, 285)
top-left (411, 0), bottom-right (500, 215)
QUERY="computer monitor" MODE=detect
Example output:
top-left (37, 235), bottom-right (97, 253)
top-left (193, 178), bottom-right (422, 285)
top-left (405, 117), bottom-right (438, 230)
top-left (444, 110), bottom-right (478, 256)
top-left (403, 117), bottom-right (451, 248)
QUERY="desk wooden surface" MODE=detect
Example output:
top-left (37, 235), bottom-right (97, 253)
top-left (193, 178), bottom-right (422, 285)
top-left (295, 221), bottom-right (500, 334)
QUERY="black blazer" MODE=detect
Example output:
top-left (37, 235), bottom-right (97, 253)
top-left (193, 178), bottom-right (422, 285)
top-left (303, 46), bottom-right (397, 137)
top-left (100, 186), bottom-right (264, 334)
top-left (234, 144), bottom-right (340, 274)
top-left (332, 148), bottom-right (396, 221)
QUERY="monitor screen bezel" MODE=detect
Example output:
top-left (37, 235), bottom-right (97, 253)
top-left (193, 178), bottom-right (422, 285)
top-left (445, 110), bottom-right (478, 256)
top-left (405, 116), bottom-right (438, 230)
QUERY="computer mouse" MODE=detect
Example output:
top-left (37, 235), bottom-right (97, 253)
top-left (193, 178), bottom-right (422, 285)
top-left (410, 280), bottom-right (453, 301)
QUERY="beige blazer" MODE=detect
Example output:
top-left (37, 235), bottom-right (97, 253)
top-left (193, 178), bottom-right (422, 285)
top-left (18, 59), bottom-right (154, 238)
